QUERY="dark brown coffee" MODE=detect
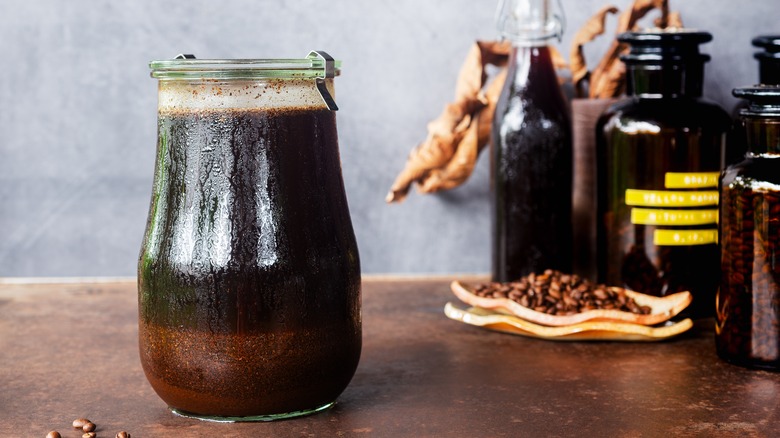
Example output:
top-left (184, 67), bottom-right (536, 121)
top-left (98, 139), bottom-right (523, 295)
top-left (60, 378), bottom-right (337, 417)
top-left (491, 46), bottom-right (573, 282)
top-left (138, 106), bottom-right (361, 417)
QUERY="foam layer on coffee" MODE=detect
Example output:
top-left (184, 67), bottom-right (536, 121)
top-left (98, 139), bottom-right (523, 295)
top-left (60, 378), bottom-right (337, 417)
top-left (157, 78), bottom-right (334, 114)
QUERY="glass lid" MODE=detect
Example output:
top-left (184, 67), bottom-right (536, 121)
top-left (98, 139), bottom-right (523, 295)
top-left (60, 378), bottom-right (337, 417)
top-left (150, 53), bottom-right (341, 79)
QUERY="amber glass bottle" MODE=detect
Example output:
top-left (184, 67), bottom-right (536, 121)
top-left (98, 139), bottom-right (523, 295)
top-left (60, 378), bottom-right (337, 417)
top-left (717, 86), bottom-right (780, 371)
top-left (596, 31), bottom-right (730, 319)
top-left (491, 0), bottom-right (571, 281)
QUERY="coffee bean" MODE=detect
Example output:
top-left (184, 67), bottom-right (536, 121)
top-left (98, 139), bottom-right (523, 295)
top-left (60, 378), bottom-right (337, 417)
top-left (82, 422), bottom-right (96, 433)
top-left (72, 419), bottom-right (90, 429)
top-left (116, 432), bottom-right (131, 438)
top-left (474, 270), bottom-right (652, 316)
top-left (46, 431), bottom-right (61, 438)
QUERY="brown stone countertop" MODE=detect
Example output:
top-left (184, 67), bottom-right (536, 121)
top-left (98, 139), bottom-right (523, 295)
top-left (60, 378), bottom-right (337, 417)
top-left (1, 277), bottom-right (778, 437)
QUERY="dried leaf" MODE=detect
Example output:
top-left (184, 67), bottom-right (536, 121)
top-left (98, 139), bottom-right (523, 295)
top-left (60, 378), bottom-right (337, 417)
top-left (570, 5), bottom-right (619, 95)
top-left (386, 41), bottom-right (510, 203)
top-left (549, 46), bottom-right (569, 71)
top-left (656, 0), bottom-right (669, 29)
top-left (623, 0), bottom-right (667, 31)
top-left (478, 40), bottom-right (512, 67)
top-left (590, 0), bottom-right (668, 98)
top-left (593, 59), bottom-right (626, 99)
top-left (656, 10), bottom-right (683, 28)
top-left (417, 69), bottom-right (507, 193)
top-left (418, 113), bottom-right (481, 193)
top-left (478, 69), bottom-right (507, 148)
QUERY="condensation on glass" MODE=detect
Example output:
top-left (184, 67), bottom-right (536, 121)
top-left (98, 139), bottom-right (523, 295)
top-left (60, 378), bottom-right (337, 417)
top-left (491, 0), bottom-right (573, 282)
top-left (139, 55), bottom-right (361, 421)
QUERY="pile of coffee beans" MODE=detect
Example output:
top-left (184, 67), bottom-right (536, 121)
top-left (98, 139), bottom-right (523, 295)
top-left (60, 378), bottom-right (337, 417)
top-left (45, 418), bottom-right (130, 438)
top-left (472, 269), bottom-right (652, 316)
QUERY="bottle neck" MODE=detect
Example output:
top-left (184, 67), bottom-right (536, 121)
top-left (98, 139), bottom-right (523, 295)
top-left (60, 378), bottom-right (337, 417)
top-left (508, 45), bottom-right (556, 87)
top-left (754, 36), bottom-right (780, 84)
top-left (745, 117), bottom-right (780, 155)
top-left (758, 58), bottom-right (780, 85)
top-left (625, 62), bottom-right (704, 98)
top-left (496, 0), bottom-right (563, 47)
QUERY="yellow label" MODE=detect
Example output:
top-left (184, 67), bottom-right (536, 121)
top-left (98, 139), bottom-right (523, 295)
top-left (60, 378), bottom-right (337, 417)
top-left (625, 189), bottom-right (719, 207)
top-left (653, 229), bottom-right (718, 246)
top-left (664, 172), bottom-right (720, 189)
top-left (631, 208), bottom-right (718, 226)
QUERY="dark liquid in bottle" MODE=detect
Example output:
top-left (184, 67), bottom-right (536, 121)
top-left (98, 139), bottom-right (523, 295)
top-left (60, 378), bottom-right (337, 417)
top-left (491, 46), bottom-right (573, 282)
top-left (138, 106), bottom-right (361, 417)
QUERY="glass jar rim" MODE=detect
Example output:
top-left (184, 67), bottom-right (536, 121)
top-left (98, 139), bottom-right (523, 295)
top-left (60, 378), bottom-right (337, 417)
top-left (149, 58), bottom-right (342, 79)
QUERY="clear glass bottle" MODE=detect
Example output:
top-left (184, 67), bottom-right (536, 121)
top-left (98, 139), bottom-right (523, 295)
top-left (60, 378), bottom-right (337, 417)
top-left (139, 55), bottom-right (361, 421)
top-left (596, 31), bottom-right (730, 319)
top-left (717, 85), bottom-right (780, 371)
top-left (491, 0), bottom-right (572, 281)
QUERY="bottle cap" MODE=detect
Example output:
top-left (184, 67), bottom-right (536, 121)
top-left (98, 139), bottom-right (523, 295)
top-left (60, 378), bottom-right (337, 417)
top-left (752, 35), bottom-right (780, 85)
top-left (734, 85), bottom-right (780, 117)
top-left (752, 35), bottom-right (780, 53)
top-left (619, 30), bottom-right (712, 65)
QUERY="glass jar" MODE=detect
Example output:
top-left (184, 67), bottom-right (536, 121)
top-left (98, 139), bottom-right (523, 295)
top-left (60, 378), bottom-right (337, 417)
top-left (717, 85), bottom-right (780, 371)
top-left (138, 54), bottom-right (361, 421)
top-left (491, 0), bottom-right (572, 281)
top-left (596, 31), bottom-right (730, 319)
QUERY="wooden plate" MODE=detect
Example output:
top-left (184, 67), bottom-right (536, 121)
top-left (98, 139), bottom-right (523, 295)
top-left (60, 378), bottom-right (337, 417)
top-left (451, 280), bottom-right (692, 327)
top-left (444, 303), bottom-right (693, 342)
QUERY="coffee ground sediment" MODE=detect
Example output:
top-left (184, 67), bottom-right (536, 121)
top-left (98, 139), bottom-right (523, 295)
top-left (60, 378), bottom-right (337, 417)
top-left (139, 321), bottom-right (361, 417)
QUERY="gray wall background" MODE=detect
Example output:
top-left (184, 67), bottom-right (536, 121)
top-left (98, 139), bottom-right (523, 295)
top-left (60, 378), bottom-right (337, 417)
top-left (0, 0), bottom-right (775, 277)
